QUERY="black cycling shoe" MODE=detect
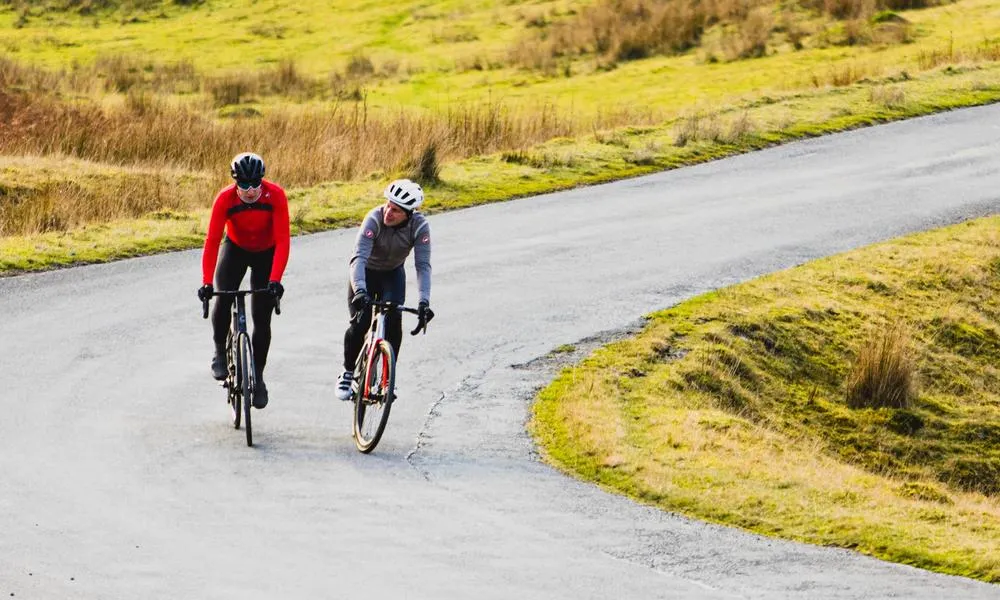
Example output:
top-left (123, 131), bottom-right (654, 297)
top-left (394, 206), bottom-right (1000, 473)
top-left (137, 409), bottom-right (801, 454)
top-left (253, 379), bottom-right (269, 409)
top-left (211, 351), bottom-right (227, 381)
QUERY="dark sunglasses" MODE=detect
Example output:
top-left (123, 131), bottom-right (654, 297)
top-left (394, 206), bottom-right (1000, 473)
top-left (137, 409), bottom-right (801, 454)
top-left (236, 179), bottom-right (262, 190)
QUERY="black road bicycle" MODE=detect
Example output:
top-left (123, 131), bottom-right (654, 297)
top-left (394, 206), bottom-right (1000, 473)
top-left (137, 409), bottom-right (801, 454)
top-left (350, 299), bottom-right (430, 453)
top-left (201, 289), bottom-right (280, 447)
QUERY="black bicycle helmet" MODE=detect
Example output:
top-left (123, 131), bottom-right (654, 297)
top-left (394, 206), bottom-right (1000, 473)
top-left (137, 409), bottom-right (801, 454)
top-left (231, 152), bottom-right (265, 183)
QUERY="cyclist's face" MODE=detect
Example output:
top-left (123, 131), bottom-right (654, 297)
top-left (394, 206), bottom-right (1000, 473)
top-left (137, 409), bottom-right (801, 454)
top-left (383, 201), bottom-right (409, 226)
top-left (236, 180), bottom-right (262, 203)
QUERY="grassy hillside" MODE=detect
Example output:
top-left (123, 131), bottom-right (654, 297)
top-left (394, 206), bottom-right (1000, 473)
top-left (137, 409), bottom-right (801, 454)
top-left (533, 215), bottom-right (1000, 582)
top-left (0, 0), bottom-right (999, 273)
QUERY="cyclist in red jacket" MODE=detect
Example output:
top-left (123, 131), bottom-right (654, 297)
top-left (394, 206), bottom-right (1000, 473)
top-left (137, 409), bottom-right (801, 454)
top-left (198, 152), bottom-right (290, 409)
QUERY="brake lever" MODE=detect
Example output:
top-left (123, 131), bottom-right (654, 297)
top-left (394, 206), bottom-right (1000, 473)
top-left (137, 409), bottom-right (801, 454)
top-left (410, 319), bottom-right (428, 336)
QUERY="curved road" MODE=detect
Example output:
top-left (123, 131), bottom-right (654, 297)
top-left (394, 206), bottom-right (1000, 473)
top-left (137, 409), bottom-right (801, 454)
top-left (2, 105), bottom-right (1000, 599)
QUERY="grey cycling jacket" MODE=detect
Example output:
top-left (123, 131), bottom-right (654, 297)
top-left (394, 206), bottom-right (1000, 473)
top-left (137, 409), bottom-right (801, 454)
top-left (349, 206), bottom-right (431, 304)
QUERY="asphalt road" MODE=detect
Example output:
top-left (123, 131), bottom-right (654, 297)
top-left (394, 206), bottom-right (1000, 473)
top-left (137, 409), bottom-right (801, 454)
top-left (2, 104), bottom-right (1000, 599)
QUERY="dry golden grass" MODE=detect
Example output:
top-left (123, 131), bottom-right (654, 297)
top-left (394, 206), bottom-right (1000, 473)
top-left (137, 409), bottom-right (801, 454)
top-left (810, 60), bottom-right (883, 87)
top-left (814, 0), bottom-right (878, 19)
top-left (917, 39), bottom-right (1000, 70)
top-left (804, 0), bottom-right (945, 19)
top-left (0, 86), bottom-right (648, 188)
top-left (0, 53), bottom-right (201, 96)
top-left (0, 155), bottom-right (214, 236)
top-left (509, 0), bottom-right (761, 70)
top-left (511, 0), bottom-right (935, 71)
top-left (717, 7), bottom-right (775, 61)
top-left (0, 54), bottom-right (669, 234)
top-left (672, 110), bottom-right (759, 146)
top-left (870, 84), bottom-right (907, 107)
top-left (845, 321), bottom-right (916, 409)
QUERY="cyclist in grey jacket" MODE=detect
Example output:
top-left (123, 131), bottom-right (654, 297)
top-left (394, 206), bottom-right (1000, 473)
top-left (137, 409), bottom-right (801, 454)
top-left (336, 178), bottom-right (434, 401)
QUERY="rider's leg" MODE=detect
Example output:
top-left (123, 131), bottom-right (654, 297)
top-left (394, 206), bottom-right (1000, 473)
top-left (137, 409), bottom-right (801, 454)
top-left (211, 239), bottom-right (249, 378)
top-left (382, 266), bottom-right (406, 360)
top-left (338, 276), bottom-right (378, 401)
top-left (343, 278), bottom-right (373, 372)
top-left (247, 248), bottom-right (276, 409)
top-left (248, 247), bottom-right (276, 377)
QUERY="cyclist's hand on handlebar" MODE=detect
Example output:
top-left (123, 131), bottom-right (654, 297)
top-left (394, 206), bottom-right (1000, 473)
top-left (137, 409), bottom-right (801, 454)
top-left (419, 301), bottom-right (434, 322)
top-left (267, 281), bottom-right (284, 299)
top-left (197, 283), bottom-right (214, 302)
top-left (411, 301), bottom-right (433, 335)
top-left (418, 301), bottom-right (434, 324)
top-left (350, 289), bottom-right (370, 312)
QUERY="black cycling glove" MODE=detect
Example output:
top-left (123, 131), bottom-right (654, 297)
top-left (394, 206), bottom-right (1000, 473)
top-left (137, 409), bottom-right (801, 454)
top-left (418, 301), bottom-right (434, 323)
top-left (351, 289), bottom-right (370, 312)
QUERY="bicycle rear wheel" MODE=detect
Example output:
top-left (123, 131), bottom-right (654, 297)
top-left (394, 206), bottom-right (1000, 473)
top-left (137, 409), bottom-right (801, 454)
top-left (239, 333), bottom-right (255, 447)
top-left (353, 339), bottom-right (395, 453)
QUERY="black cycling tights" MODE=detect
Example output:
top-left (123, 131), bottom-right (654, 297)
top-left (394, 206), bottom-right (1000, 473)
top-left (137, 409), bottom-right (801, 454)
top-left (344, 266), bottom-right (405, 372)
top-left (212, 238), bottom-right (277, 377)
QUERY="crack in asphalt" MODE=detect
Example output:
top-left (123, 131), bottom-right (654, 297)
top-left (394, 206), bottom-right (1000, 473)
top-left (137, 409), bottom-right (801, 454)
top-left (405, 390), bottom-right (447, 480)
top-left (404, 355), bottom-right (500, 478)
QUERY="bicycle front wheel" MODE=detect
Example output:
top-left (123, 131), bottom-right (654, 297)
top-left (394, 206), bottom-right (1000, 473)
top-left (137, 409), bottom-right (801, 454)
top-left (227, 333), bottom-right (241, 429)
top-left (239, 333), bottom-right (255, 447)
top-left (353, 339), bottom-right (395, 454)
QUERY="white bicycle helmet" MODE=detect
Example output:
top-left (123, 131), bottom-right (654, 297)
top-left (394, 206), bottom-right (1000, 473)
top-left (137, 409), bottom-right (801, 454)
top-left (384, 178), bottom-right (424, 211)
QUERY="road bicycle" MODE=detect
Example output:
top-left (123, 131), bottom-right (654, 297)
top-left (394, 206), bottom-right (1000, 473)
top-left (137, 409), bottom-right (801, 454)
top-left (350, 298), bottom-right (430, 453)
top-left (201, 289), bottom-right (280, 447)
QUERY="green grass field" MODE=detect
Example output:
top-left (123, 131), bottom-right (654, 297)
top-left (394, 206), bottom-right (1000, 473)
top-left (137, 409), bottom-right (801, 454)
top-left (1, 0), bottom-right (1000, 274)
top-left (533, 216), bottom-right (1000, 582)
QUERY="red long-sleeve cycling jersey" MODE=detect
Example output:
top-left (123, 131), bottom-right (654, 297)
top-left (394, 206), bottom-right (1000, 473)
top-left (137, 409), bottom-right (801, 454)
top-left (201, 180), bottom-right (290, 284)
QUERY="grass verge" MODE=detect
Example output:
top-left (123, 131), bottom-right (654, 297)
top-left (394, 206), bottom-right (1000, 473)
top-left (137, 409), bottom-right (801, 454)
top-left (531, 214), bottom-right (1000, 582)
top-left (3, 60), bottom-right (1000, 275)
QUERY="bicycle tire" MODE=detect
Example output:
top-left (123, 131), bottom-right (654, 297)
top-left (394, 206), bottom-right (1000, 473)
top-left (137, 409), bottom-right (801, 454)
top-left (227, 333), bottom-right (241, 429)
top-left (239, 333), bottom-right (255, 447)
top-left (353, 339), bottom-right (395, 453)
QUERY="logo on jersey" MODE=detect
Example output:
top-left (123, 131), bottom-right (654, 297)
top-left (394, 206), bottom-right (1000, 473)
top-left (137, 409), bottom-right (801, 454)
top-left (365, 229), bottom-right (374, 239)
top-left (420, 235), bottom-right (430, 244)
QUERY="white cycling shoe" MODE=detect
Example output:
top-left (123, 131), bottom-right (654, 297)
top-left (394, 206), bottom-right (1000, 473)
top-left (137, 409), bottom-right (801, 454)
top-left (336, 371), bottom-right (354, 401)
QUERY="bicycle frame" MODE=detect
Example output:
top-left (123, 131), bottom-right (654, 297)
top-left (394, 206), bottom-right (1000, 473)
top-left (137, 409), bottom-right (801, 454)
top-left (200, 288), bottom-right (280, 447)
top-left (360, 305), bottom-right (388, 367)
top-left (353, 305), bottom-right (387, 399)
top-left (352, 300), bottom-right (422, 394)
